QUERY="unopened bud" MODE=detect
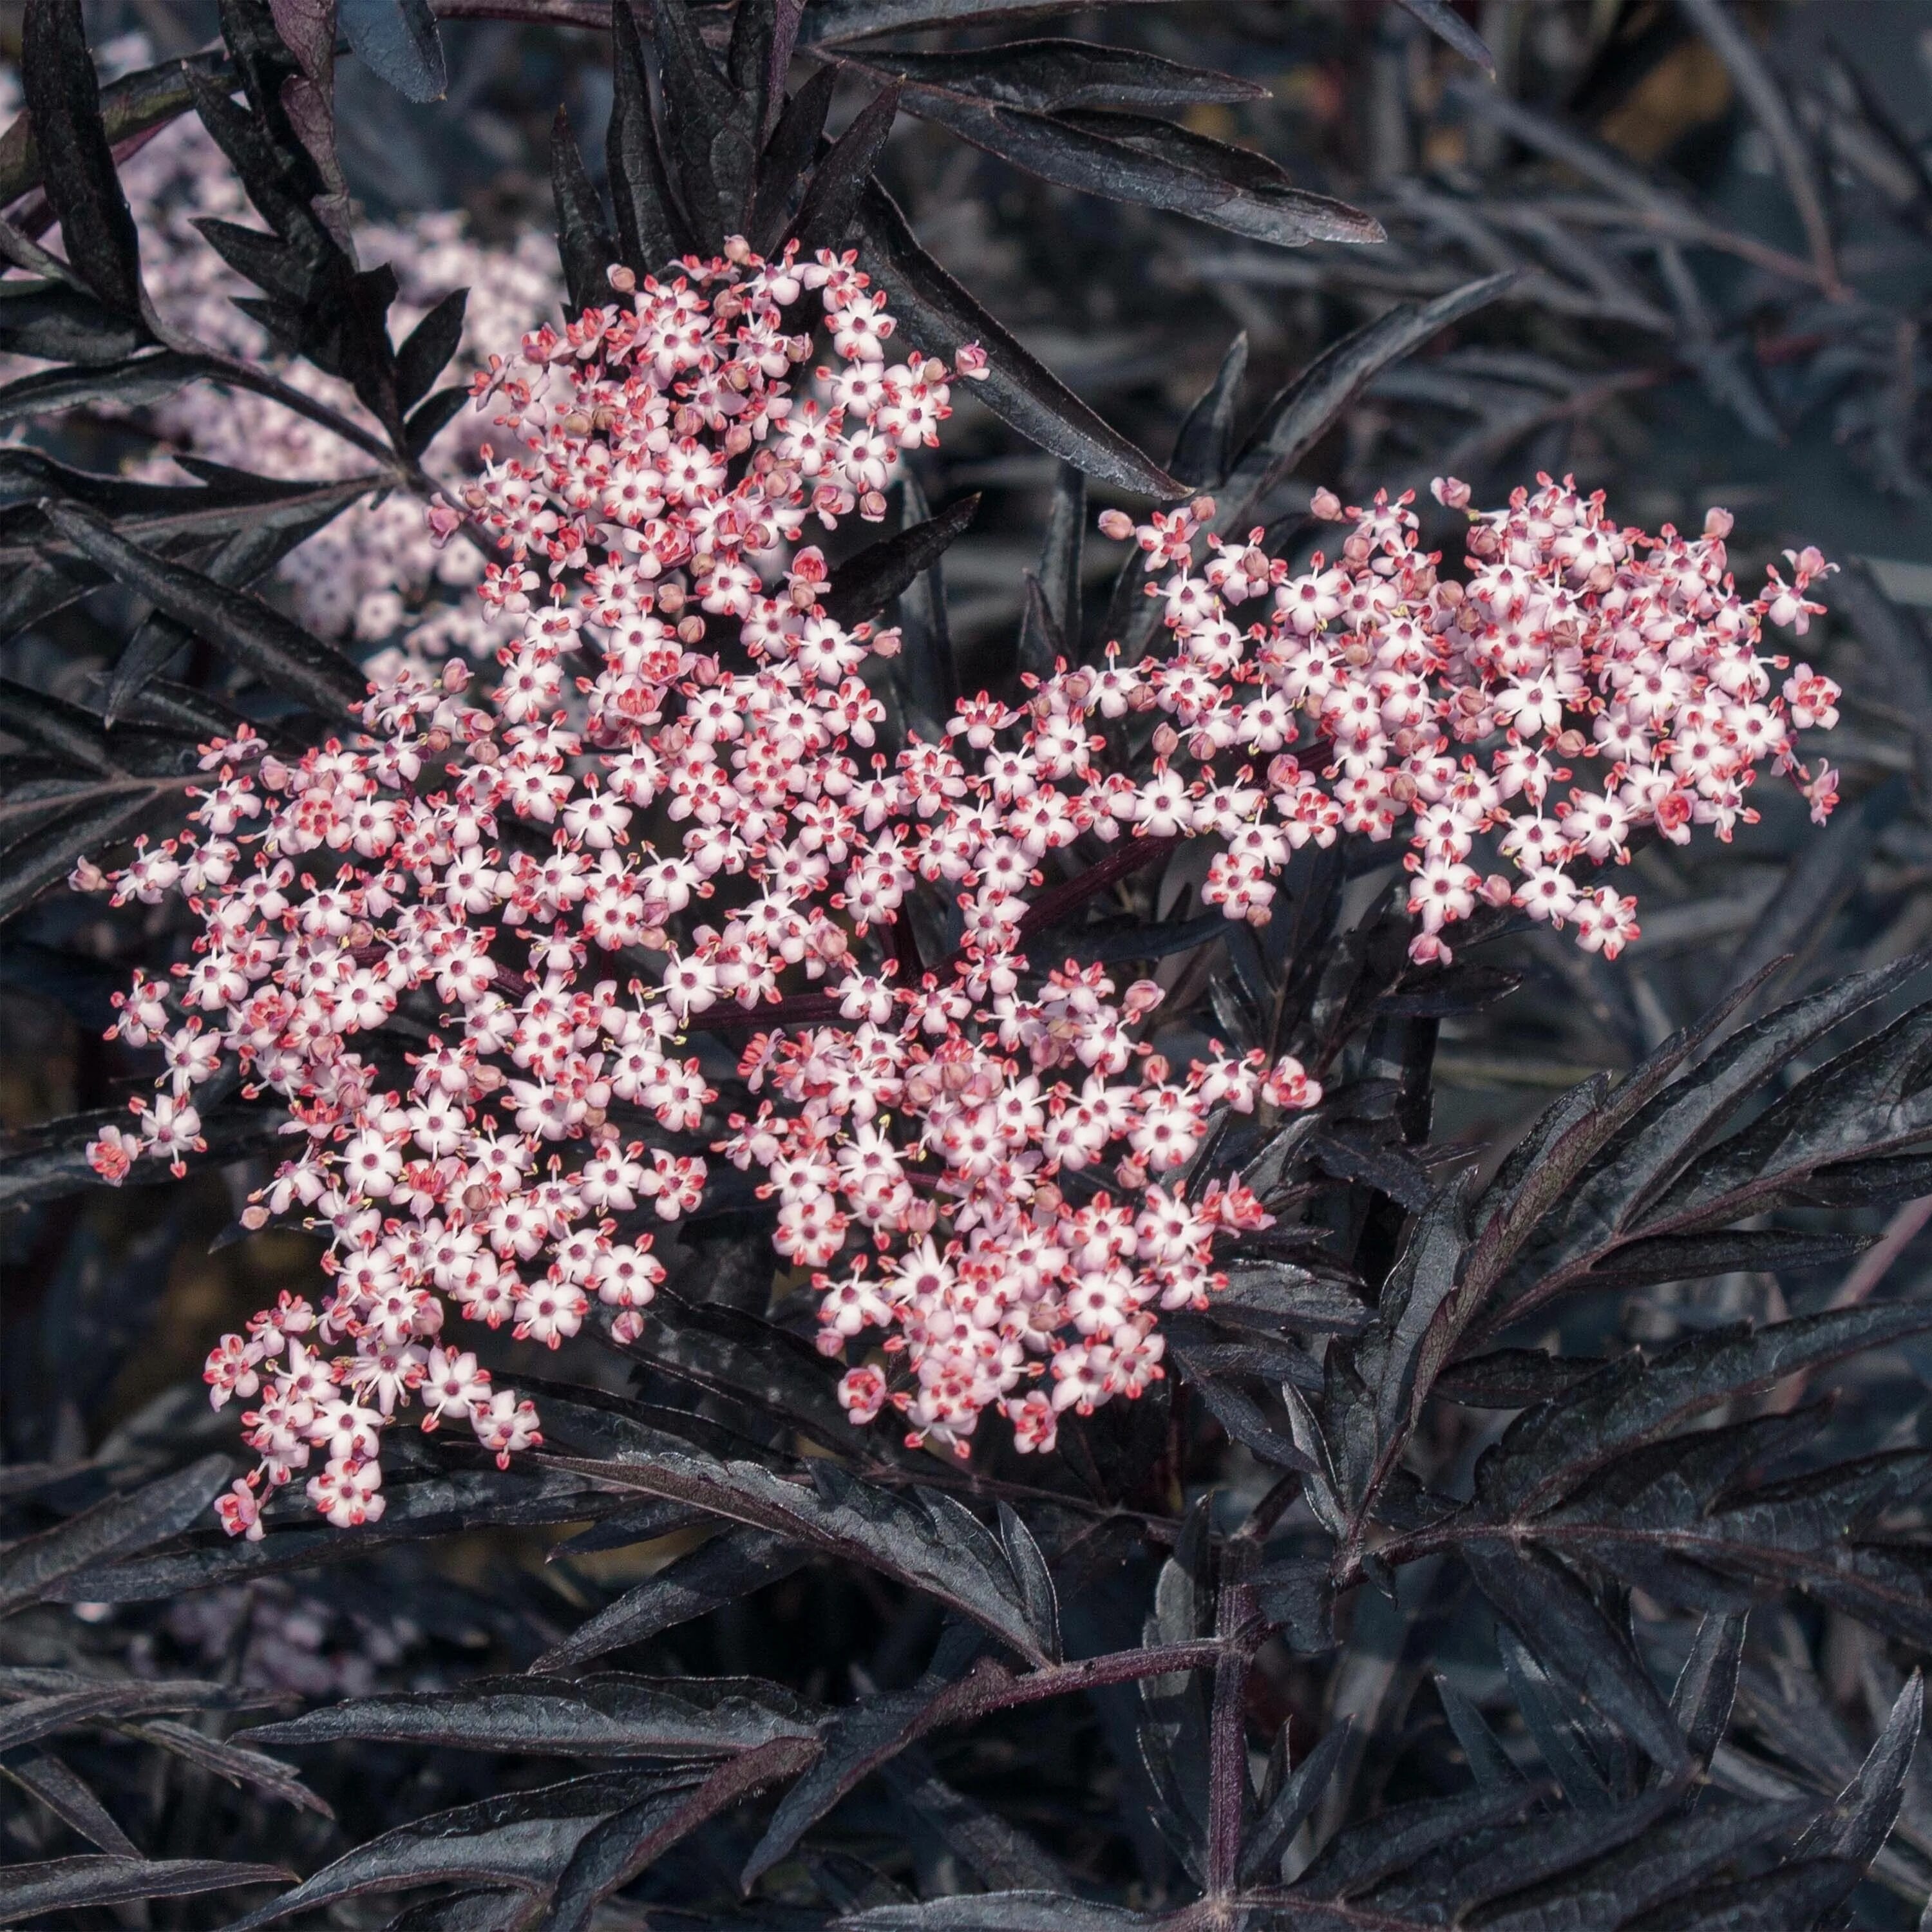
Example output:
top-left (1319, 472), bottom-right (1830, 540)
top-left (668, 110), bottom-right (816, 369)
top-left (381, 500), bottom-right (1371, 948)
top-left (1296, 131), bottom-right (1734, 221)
top-left (1097, 509), bottom-right (1135, 541)
top-left (1151, 723), bottom-right (1180, 757)
top-left (607, 263), bottom-right (637, 293)
top-left (1310, 487), bottom-right (1344, 521)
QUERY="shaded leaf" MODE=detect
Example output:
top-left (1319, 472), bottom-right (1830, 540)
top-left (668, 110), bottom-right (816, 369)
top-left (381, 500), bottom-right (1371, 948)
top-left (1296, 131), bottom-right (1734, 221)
top-left (1170, 329), bottom-right (1246, 488)
top-left (339, 0), bottom-right (446, 102)
top-left (553, 106), bottom-right (616, 317)
top-left (1238, 1716), bottom-right (1353, 1883)
top-left (608, 0), bottom-right (687, 276)
top-left (245, 1673), bottom-right (819, 1757)
top-left (1463, 1540), bottom-right (1692, 1780)
top-left (41, 500), bottom-right (369, 720)
top-left (544, 1450), bottom-right (1048, 1663)
top-left (791, 83), bottom-right (902, 253)
top-left (848, 41), bottom-right (1264, 113)
top-left (1393, 0), bottom-right (1495, 71)
top-left (0, 280), bottom-right (144, 364)
top-left (21, 0), bottom-right (144, 314)
top-left (222, 1774), bottom-right (673, 1931)
top-left (0, 1455), bottom-right (229, 1616)
top-left (0, 1856), bottom-right (289, 1918)
top-left (1794, 1669), bottom-right (1924, 1868)
top-left (1667, 1611), bottom-right (1746, 1774)
top-left (857, 181), bottom-right (1179, 497)
top-left (1476, 1303), bottom-right (1932, 1519)
top-left (535, 1530), bottom-right (808, 1672)
top-left (822, 491), bottom-right (980, 630)
top-left (1222, 272), bottom-right (1519, 527)
top-left (395, 287), bottom-right (466, 414)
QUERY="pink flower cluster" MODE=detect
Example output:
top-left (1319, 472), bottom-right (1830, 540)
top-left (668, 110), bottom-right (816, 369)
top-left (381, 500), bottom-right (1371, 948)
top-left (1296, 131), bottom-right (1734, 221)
top-left (1094, 477), bottom-right (1839, 967)
top-left (75, 238), bottom-right (1841, 1531)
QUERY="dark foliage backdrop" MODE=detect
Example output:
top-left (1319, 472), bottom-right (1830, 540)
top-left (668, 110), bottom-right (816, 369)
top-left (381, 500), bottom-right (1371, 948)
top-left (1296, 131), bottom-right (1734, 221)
top-left (1, 1), bottom-right (1931, 1929)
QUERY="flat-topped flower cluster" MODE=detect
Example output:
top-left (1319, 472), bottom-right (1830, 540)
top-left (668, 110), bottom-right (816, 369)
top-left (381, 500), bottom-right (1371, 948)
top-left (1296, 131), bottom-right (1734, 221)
top-left (75, 240), bottom-right (1840, 1533)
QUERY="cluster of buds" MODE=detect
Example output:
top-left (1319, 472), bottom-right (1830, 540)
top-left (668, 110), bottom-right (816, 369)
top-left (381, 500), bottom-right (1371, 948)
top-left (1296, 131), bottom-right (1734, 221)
top-left (77, 239), bottom-right (1840, 1526)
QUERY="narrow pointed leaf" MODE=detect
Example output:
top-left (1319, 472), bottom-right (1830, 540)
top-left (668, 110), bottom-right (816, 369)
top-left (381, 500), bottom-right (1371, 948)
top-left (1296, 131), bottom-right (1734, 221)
top-left (339, 0), bottom-right (446, 102)
top-left (534, 1531), bottom-right (808, 1672)
top-left (40, 501), bottom-right (368, 721)
top-left (0, 1857), bottom-right (289, 1918)
top-left (0, 1455), bottom-right (230, 1615)
top-left (857, 182), bottom-right (1179, 497)
top-left (553, 106), bottom-right (616, 317)
top-left (21, 0), bottom-right (144, 314)
top-left (822, 491), bottom-right (980, 629)
top-left (790, 83), bottom-right (901, 252)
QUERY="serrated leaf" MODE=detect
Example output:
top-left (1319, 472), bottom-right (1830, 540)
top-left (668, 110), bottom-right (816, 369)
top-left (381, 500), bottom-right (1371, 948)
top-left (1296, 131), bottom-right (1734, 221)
top-left (741, 1674), bottom-right (949, 1886)
top-left (1433, 1674), bottom-right (1521, 1792)
top-left (1238, 1716), bottom-right (1352, 1883)
top-left (244, 1674), bottom-right (819, 1757)
top-left (547, 1738), bottom-right (818, 1932)
top-left (0, 1856), bottom-right (290, 1918)
top-left (837, 1900), bottom-right (1155, 1932)
top-left (652, 0), bottom-right (737, 252)
top-left (856, 182), bottom-right (1179, 497)
top-left (1478, 1794), bottom-right (1815, 1932)
top-left (823, 493), bottom-right (980, 631)
top-left (609, 0), bottom-right (687, 275)
top-left (21, 0), bottom-right (144, 315)
top-left (847, 41), bottom-right (1265, 113)
top-left (222, 1773), bottom-right (676, 1931)
top-left (542, 1451), bottom-right (1047, 1663)
top-left (1616, 1859), bottom-right (1862, 1931)
top-left (129, 1718), bottom-right (331, 1815)
top-left (41, 500), bottom-right (368, 720)
top-left (0, 1455), bottom-right (229, 1615)
top-left (1667, 1611), bottom-right (1746, 1774)
top-left (1495, 1624), bottom-right (1615, 1810)
top-left (995, 1503), bottom-right (1061, 1662)
top-left (45, 1463), bottom-right (625, 1599)
top-left (0, 1752), bottom-right (140, 1855)
top-left (535, 1530), bottom-right (807, 1673)
top-left (1463, 1540), bottom-right (1691, 1780)
top-left (1492, 952), bottom-right (1931, 1321)
top-left (1189, 1376), bottom-right (1315, 1472)
top-left (1476, 1303), bottom-right (1932, 1520)
top-left (1292, 1783), bottom-right (1542, 1898)
top-left (889, 91), bottom-right (1376, 252)
top-left (0, 1680), bottom-right (266, 1755)
top-left (1794, 1670), bottom-right (1924, 1868)
top-left (339, 0), bottom-right (446, 101)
